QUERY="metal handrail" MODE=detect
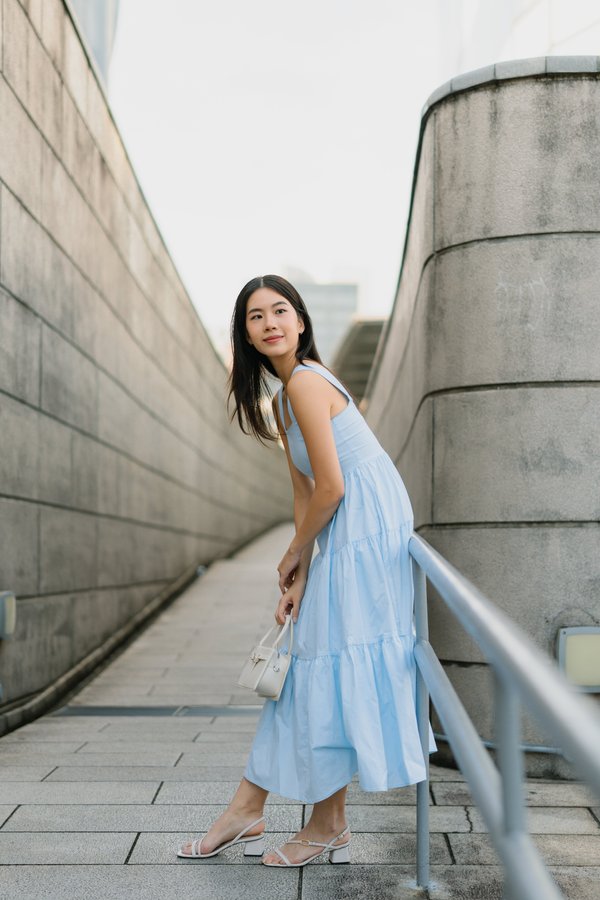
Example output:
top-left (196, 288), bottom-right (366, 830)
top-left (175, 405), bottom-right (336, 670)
top-left (408, 531), bottom-right (600, 900)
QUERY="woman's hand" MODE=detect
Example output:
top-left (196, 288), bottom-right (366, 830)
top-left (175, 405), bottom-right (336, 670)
top-left (274, 578), bottom-right (306, 625)
top-left (277, 545), bottom-right (302, 594)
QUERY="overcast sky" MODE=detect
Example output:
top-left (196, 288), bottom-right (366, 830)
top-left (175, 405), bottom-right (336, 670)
top-left (108, 1), bottom-right (444, 360)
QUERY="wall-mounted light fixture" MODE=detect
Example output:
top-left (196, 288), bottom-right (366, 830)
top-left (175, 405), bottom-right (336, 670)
top-left (556, 626), bottom-right (600, 693)
top-left (0, 591), bottom-right (16, 639)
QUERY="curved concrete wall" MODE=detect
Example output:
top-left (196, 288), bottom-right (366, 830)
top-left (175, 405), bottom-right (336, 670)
top-left (0, 0), bottom-right (290, 724)
top-left (365, 58), bottom-right (600, 775)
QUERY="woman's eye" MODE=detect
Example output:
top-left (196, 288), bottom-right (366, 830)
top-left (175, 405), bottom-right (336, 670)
top-left (250, 308), bottom-right (286, 320)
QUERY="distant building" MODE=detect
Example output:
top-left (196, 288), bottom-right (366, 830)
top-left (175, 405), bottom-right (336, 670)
top-left (70, 0), bottom-right (120, 88)
top-left (291, 280), bottom-right (359, 367)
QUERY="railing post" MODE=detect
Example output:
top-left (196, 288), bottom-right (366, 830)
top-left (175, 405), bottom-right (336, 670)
top-left (493, 669), bottom-right (526, 900)
top-left (412, 554), bottom-right (430, 889)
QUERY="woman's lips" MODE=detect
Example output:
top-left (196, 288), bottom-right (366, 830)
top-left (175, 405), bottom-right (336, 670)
top-left (264, 336), bottom-right (283, 343)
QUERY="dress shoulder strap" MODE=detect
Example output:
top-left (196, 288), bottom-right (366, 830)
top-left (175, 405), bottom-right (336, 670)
top-left (291, 361), bottom-right (352, 402)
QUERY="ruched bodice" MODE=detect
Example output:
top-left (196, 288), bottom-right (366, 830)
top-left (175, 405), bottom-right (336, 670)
top-left (277, 362), bottom-right (385, 477)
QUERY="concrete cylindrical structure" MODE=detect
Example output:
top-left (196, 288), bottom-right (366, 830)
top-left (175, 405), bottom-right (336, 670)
top-left (365, 58), bottom-right (600, 777)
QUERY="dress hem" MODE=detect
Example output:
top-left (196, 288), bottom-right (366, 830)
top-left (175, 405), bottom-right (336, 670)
top-left (243, 763), bottom-right (435, 806)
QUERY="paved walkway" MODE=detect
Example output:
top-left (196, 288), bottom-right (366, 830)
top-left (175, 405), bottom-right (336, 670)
top-left (0, 524), bottom-right (598, 899)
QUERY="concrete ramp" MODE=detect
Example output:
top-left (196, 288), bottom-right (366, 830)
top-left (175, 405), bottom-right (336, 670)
top-left (0, 525), bottom-right (598, 898)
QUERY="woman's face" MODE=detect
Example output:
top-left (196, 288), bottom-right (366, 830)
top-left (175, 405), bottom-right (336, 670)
top-left (245, 287), bottom-right (303, 356)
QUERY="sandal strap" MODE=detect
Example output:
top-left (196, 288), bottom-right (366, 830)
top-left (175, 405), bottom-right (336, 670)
top-left (287, 838), bottom-right (328, 848)
top-left (231, 814), bottom-right (265, 844)
top-left (287, 824), bottom-right (350, 850)
top-left (274, 846), bottom-right (292, 866)
top-left (190, 815), bottom-right (265, 856)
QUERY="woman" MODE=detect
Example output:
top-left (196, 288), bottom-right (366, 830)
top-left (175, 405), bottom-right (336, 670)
top-left (177, 273), bottom-right (437, 867)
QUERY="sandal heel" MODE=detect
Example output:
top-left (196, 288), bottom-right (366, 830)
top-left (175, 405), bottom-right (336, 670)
top-left (244, 835), bottom-right (266, 856)
top-left (329, 843), bottom-right (350, 864)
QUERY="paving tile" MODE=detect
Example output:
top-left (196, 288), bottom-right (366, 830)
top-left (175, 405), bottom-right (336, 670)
top-left (107, 655), bottom-right (181, 665)
top-left (1, 803), bottom-right (302, 833)
top-left (303, 804), bottom-right (469, 833)
top-left (6, 720), bottom-right (111, 734)
top-left (428, 764), bottom-right (465, 782)
top-left (77, 728), bottom-right (205, 742)
top-left (45, 765), bottom-right (248, 781)
top-left (0, 766), bottom-right (56, 781)
top-left (0, 831), bottom-right (136, 864)
top-left (0, 741), bottom-right (86, 754)
top-left (74, 741), bottom-right (207, 753)
top-left (449, 832), bottom-right (600, 866)
top-left (175, 750), bottom-right (251, 765)
top-left (229, 693), bottom-right (272, 705)
top-left (206, 717), bottom-right (262, 731)
top-left (154, 782), bottom-right (294, 805)
top-left (0, 864), bottom-right (299, 900)
top-left (345, 783), bottom-right (425, 806)
top-left (0, 807), bottom-right (17, 827)
top-left (0, 730), bottom-right (119, 743)
top-left (46, 716), bottom-right (158, 724)
top-left (158, 671), bottom-right (242, 682)
top-left (69, 694), bottom-right (235, 705)
top-left (192, 731), bottom-right (256, 744)
top-left (160, 667), bottom-right (248, 676)
top-left (149, 684), bottom-right (236, 696)
top-left (0, 752), bottom-right (183, 766)
top-left (72, 686), bottom-right (156, 697)
top-left (302, 864), bottom-right (427, 898)
top-left (428, 865), bottom-right (600, 900)
top-left (92, 672), bottom-right (169, 683)
top-left (549, 866), bottom-right (600, 900)
top-left (86, 668), bottom-right (169, 676)
top-left (432, 780), bottom-right (598, 807)
top-left (426, 864), bottom-right (504, 898)
top-left (0, 782), bottom-right (159, 804)
top-left (468, 805), bottom-right (599, 834)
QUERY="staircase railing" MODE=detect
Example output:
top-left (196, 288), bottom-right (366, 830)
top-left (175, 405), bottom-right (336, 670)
top-left (409, 531), bottom-right (600, 900)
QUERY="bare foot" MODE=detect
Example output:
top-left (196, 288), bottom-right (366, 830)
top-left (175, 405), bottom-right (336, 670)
top-left (262, 822), bottom-right (350, 865)
top-left (180, 806), bottom-right (265, 856)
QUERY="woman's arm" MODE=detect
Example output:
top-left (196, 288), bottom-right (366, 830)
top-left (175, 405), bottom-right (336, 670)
top-left (292, 491), bottom-right (316, 584)
top-left (282, 371), bottom-right (345, 559)
top-left (271, 393), bottom-right (316, 584)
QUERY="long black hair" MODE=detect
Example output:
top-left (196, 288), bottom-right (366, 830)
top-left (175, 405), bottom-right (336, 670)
top-left (226, 274), bottom-right (331, 445)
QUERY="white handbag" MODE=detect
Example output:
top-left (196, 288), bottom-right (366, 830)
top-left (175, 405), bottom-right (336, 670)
top-left (237, 614), bottom-right (294, 701)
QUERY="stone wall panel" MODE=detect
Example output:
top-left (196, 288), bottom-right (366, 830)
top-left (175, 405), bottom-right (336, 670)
top-left (0, 2), bottom-right (289, 715)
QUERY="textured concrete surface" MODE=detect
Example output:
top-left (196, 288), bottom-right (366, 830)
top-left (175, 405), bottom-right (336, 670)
top-left (0, 0), bottom-right (290, 719)
top-left (1, 525), bottom-right (598, 899)
top-left (363, 63), bottom-right (600, 773)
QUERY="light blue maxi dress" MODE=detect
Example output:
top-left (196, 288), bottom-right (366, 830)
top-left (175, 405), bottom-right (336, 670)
top-left (243, 360), bottom-right (437, 803)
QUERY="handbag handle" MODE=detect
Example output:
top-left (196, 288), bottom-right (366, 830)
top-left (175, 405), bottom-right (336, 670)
top-left (257, 613), bottom-right (294, 654)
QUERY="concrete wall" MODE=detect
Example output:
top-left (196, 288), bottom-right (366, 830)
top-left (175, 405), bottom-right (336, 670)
top-left (365, 58), bottom-right (600, 776)
top-left (0, 0), bottom-right (290, 724)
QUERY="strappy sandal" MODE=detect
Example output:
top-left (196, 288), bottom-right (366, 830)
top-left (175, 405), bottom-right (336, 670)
top-left (262, 824), bottom-right (351, 867)
top-left (176, 814), bottom-right (266, 859)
